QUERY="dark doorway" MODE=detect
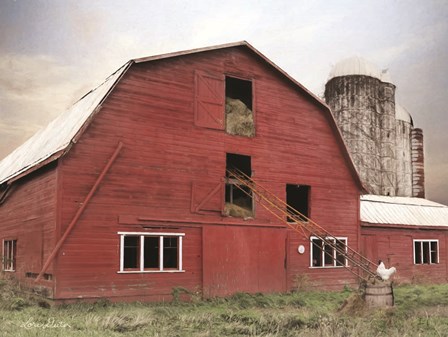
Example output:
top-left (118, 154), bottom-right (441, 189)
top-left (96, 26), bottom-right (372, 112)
top-left (225, 77), bottom-right (254, 137)
top-left (286, 184), bottom-right (310, 222)
top-left (225, 153), bottom-right (253, 218)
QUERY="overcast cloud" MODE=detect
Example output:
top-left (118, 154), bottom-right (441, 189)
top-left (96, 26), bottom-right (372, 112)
top-left (0, 0), bottom-right (447, 204)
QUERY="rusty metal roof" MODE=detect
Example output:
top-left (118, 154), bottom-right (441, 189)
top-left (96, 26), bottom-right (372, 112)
top-left (361, 194), bottom-right (448, 227)
top-left (0, 62), bottom-right (130, 185)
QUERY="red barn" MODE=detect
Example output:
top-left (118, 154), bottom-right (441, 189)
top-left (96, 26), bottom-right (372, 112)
top-left (1, 42), bottom-right (366, 303)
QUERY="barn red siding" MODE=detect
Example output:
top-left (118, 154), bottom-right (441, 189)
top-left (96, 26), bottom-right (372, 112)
top-left (52, 46), bottom-right (360, 300)
top-left (56, 224), bottom-right (202, 301)
top-left (0, 164), bottom-right (57, 296)
top-left (361, 226), bottom-right (448, 283)
top-left (202, 225), bottom-right (287, 297)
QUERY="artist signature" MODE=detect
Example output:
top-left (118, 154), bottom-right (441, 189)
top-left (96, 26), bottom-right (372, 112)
top-left (19, 317), bottom-right (71, 330)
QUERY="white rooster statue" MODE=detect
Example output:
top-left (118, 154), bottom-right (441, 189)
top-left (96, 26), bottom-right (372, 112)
top-left (376, 260), bottom-right (396, 281)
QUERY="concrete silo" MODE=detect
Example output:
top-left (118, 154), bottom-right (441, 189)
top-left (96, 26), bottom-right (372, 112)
top-left (395, 104), bottom-right (413, 196)
top-left (324, 57), bottom-right (423, 197)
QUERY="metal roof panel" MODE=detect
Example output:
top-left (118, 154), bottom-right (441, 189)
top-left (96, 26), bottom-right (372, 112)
top-left (0, 62), bottom-right (130, 185)
top-left (361, 195), bottom-right (448, 227)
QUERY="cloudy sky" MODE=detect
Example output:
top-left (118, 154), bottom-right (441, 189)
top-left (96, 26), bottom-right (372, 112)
top-left (1, 0), bottom-right (447, 204)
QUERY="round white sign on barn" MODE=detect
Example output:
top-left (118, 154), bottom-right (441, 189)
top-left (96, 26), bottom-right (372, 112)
top-left (298, 245), bottom-right (305, 254)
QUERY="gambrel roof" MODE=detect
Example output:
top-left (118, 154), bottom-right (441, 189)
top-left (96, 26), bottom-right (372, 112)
top-left (0, 41), bottom-right (364, 190)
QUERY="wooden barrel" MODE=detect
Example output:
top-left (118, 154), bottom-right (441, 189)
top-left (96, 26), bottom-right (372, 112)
top-left (365, 282), bottom-right (394, 307)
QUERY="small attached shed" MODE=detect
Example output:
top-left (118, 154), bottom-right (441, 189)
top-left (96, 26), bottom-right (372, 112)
top-left (360, 195), bottom-right (448, 283)
top-left (0, 42), bottom-right (365, 303)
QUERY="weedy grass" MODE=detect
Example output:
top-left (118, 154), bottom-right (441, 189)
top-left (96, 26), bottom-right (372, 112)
top-left (1, 277), bottom-right (448, 337)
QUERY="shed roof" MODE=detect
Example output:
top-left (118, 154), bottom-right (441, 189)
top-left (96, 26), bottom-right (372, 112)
top-left (0, 41), bottom-right (364, 191)
top-left (361, 194), bottom-right (448, 227)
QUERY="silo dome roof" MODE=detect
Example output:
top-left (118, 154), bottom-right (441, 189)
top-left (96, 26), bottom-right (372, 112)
top-left (328, 56), bottom-right (392, 83)
top-left (395, 103), bottom-right (413, 124)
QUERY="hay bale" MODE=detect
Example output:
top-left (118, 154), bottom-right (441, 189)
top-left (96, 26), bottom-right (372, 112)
top-left (223, 202), bottom-right (253, 219)
top-left (225, 97), bottom-right (255, 137)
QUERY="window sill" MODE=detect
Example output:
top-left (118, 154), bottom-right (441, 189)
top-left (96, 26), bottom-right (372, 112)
top-left (414, 263), bottom-right (439, 265)
top-left (117, 270), bottom-right (185, 274)
top-left (2, 270), bottom-right (16, 272)
top-left (309, 265), bottom-right (348, 269)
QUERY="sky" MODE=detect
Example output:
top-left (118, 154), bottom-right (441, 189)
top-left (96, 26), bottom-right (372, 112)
top-left (0, 0), bottom-right (447, 204)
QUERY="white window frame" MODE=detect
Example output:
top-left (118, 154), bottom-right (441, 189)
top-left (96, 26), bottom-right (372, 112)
top-left (309, 236), bottom-right (348, 268)
top-left (118, 232), bottom-right (184, 273)
top-left (413, 239), bottom-right (439, 265)
top-left (2, 239), bottom-right (17, 272)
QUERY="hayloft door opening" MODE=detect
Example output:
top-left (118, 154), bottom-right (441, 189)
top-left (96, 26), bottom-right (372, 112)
top-left (225, 153), bottom-right (253, 218)
top-left (286, 184), bottom-right (310, 222)
top-left (225, 77), bottom-right (254, 137)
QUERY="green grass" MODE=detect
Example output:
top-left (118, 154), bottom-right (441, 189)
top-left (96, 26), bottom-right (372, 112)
top-left (1, 278), bottom-right (448, 337)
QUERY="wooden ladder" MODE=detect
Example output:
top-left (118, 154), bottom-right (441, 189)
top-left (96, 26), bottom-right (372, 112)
top-left (226, 168), bottom-right (378, 282)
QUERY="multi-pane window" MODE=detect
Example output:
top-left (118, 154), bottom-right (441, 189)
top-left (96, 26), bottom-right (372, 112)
top-left (118, 232), bottom-right (184, 273)
top-left (414, 240), bottom-right (439, 264)
top-left (2, 240), bottom-right (17, 271)
top-left (310, 237), bottom-right (347, 268)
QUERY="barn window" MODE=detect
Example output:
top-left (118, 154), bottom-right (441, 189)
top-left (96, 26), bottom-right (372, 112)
top-left (286, 184), bottom-right (310, 222)
top-left (225, 77), bottom-right (254, 137)
top-left (310, 237), bottom-right (347, 268)
top-left (414, 240), bottom-right (438, 264)
top-left (2, 240), bottom-right (17, 272)
top-left (225, 153), bottom-right (253, 218)
top-left (118, 232), bottom-right (184, 273)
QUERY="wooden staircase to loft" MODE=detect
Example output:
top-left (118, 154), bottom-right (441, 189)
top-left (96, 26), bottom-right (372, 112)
top-left (226, 168), bottom-right (378, 282)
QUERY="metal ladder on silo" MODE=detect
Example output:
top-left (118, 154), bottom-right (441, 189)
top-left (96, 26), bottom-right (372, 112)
top-left (226, 168), bottom-right (378, 282)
